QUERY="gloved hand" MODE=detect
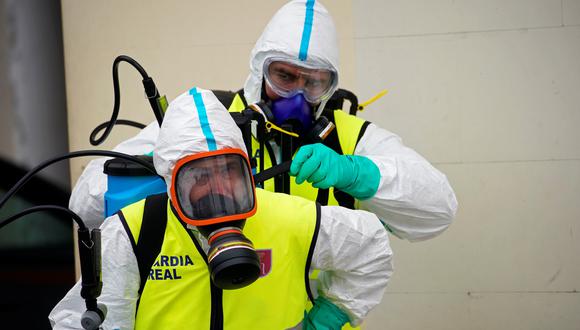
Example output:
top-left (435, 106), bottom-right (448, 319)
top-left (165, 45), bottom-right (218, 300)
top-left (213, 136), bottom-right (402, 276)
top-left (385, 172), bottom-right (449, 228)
top-left (303, 296), bottom-right (350, 330)
top-left (290, 143), bottom-right (380, 200)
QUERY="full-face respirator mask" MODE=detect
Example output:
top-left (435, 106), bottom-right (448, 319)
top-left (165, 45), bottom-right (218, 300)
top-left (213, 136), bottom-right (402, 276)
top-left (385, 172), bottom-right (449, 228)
top-left (170, 148), bottom-right (260, 290)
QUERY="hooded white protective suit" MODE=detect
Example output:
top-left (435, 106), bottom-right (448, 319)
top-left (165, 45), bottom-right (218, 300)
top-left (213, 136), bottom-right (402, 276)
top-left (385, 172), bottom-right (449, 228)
top-left (243, 0), bottom-right (339, 116)
top-left (69, 0), bottom-right (457, 241)
top-left (49, 87), bottom-right (393, 329)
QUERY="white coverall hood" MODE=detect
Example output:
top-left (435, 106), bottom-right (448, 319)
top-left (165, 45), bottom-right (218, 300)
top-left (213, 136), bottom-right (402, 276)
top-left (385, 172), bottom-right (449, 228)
top-left (154, 87), bottom-right (247, 195)
top-left (243, 0), bottom-right (339, 117)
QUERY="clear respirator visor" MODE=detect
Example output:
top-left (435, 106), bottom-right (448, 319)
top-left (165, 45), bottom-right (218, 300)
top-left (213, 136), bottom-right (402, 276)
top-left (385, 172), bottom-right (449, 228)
top-left (170, 149), bottom-right (257, 227)
top-left (263, 57), bottom-right (338, 104)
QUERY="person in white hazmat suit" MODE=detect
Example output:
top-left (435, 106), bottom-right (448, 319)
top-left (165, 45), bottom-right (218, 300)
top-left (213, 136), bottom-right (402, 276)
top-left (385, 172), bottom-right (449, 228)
top-left (49, 87), bottom-right (393, 329)
top-left (70, 0), bottom-right (457, 241)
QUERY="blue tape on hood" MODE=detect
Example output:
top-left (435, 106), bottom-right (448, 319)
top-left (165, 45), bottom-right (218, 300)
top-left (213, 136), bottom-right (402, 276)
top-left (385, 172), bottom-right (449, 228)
top-left (189, 87), bottom-right (217, 151)
top-left (299, 0), bottom-right (315, 61)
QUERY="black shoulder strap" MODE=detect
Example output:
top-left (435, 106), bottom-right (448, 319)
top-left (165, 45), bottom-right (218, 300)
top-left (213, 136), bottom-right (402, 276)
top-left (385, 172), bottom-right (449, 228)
top-left (315, 110), bottom-right (345, 206)
top-left (136, 193), bottom-right (169, 295)
top-left (324, 88), bottom-right (359, 116)
top-left (319, 109), bottom-right (343, 155)
top-left (212, 90), bottom-right (237, 109)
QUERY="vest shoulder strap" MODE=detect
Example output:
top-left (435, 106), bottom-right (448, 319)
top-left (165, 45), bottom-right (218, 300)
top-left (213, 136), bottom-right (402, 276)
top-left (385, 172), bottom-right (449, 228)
top-left (316, 110), bottom-right (370, 208)
top-left (213, 88), bottom-right (248, 113)
top-left (136, 193), bottom-right (169, 294)
top-left (233, 88), bottom-right (248, 109)
top-left (333, 109), bottom-right (369, 155)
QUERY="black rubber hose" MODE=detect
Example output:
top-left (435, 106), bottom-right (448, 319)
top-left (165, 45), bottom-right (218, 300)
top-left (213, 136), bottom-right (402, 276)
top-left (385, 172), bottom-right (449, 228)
top-left (0, 205), bottom-right (86, 230)
top-left (0, 150), bottom-right (159, 211)
top-left (90, 55), bottom-right (160, 146)
top-left (90, 119), bottom-right (147, 144)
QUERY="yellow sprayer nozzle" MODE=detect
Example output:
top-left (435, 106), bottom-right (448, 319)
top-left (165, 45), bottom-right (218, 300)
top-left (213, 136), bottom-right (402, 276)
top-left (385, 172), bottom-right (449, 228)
top-left (358, 89), bottom-right (388, 112)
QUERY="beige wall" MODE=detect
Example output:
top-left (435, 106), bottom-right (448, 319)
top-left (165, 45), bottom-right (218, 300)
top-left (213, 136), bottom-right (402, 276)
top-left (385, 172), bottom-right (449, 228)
top-left (62, 0), bottom-right (580, 329)
top-left (62, 0), bottom-right (355, 180)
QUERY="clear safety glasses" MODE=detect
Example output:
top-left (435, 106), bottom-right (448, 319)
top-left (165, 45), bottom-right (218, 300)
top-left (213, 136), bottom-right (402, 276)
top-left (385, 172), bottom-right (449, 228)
top-left (170, 149), bottom-right (257, 226)
top-left (263, 57), bottom-right (337, 104)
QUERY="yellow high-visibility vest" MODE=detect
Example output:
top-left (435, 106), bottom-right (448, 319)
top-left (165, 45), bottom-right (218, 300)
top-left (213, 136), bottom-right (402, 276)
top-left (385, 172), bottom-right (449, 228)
top-left (120, 188), bottom-right (319, 330)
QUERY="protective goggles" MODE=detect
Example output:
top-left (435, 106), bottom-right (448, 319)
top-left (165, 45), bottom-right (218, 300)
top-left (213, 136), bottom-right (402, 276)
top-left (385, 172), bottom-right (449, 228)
top-left (170, 148), bottom-right (257, 227)
top-left (263, 57), bottom-right (337, 104)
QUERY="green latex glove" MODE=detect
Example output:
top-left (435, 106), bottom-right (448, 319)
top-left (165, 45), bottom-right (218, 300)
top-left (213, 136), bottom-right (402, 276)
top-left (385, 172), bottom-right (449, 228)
top-left (303, 296), bottom-right (350, 330)
top-left (290, 143), bottom-right (380, 200)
